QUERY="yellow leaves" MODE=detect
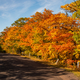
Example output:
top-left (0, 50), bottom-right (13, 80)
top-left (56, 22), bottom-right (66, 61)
top-left (61, 0), bottom-right (80, 19)
top-left (61, 4), bottom-right (69, 8)
top-left (62, 50), bottom-right (67, 54)
top-left (44, 30), bottom-right (47, 36)
top-left (51, 31), bottom-right (57, 37)
top-left (77, 45), bottom-right (80, 51)
top-left (60, 13), bottom-right (65, 17)
top-left (49, 29), bottom-right (58, 37)
top-left (48, 44), bottom-right (52, 51)
top-left (77, 45), bottom-right (80, 48)
top-left (75, 53), bottom-right (79, 59)
top-left (61, 3), bottom-right (76, 12)
top-left (69, 31), bottom-right (74, 34)
top-left (59, 41), bottom-right (65, 44)
top-left (37, 50), bottom-right (42, 55)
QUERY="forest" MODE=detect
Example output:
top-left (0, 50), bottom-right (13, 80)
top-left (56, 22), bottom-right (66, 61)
top-left (0, 0), bottom-right (80, 69)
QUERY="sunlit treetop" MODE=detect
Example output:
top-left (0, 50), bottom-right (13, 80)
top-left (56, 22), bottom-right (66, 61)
top-left (11, 17), bottom-right (30, 27)
top-left (61, 0), bottom-right (80, 18)
top-left (31, 9), bottom-right (53, 22)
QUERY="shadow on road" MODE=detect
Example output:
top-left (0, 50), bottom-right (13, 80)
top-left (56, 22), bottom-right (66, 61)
top-left (0, 53), bottom-right (79, 80)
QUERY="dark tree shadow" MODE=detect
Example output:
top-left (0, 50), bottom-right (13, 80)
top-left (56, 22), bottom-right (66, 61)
top-left (0, 53), bottom-right (79, 80)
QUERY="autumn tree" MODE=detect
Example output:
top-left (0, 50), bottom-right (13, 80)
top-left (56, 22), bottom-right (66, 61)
top-left (30, 9), bottom-right (53, 58)
top-left (19, 23), bottom-right (33, 56)
top-left (1, 9), bottom-right (80, 66)
top-left (1, 26), bottom-right (23, 54)
top-left (0, 32), bottom-right (5, 52)
top-left (61, 0), bottom-right (80, 18)
top-left (38, 13), bottom-right (79, 63)
top-left (73, 30), bottom-right (80, 59)
top-left (11, 17), bottom-right (29, 27)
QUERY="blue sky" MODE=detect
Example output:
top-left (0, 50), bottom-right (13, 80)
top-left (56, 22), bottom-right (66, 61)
top-left (0, 0), bottom-right (74, 32)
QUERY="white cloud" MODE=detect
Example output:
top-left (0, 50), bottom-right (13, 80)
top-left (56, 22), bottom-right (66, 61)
top-left (2, 13), bottom-right (7, 17)
top-left (1, 12), bottom-right (11, 18)
top-left (0, 0), bottom-right (34, 18)
top-left (0, 3), bottom-right (19, 11)
top-left (34, 0), bottom-right (65, 14)
top-left (35, 3), bottom-right (51, 12)
top-left (18, 0), bottom-right (35, 16)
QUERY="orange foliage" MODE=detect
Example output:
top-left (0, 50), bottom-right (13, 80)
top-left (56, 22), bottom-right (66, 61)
top-left (1, 9), bottom-right (79, 62)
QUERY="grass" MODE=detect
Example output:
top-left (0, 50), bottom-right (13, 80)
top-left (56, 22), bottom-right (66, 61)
top-left (73, 71), bottom-right (80, 79)
top-left (64, 67), bottom-right (80, 79)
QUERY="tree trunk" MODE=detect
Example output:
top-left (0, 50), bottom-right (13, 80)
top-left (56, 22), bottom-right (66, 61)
top-left (55, 53), bottom-right (59, 64)
top-left (29, 53), bottom-right (30, 57)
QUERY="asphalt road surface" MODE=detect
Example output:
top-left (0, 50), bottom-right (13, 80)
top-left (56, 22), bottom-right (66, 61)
top-left (0, 53), bottom-right (80, 80)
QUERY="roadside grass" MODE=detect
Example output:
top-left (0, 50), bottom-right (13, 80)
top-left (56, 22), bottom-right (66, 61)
top-left (8, 53), bottom-right (80, 79)
top-left (73, 71), bottom-right (80, 79)
top-left (64, 67), bottom-right (80, 79)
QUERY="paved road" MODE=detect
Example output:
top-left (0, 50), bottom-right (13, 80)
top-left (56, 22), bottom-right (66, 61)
top-left (0, 53), bottom-right (80, 80)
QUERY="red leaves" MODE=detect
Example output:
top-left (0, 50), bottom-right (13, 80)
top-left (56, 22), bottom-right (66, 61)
top-left (52, 42), bottom-right (74, 53)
